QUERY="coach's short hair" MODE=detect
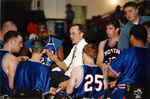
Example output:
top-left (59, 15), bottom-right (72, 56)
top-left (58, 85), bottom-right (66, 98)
top-left (83, 44), bottom-right (98, 59)
top-left (129, 25), bottom-right (147, 43)
top-left (4, 30), bottom-right (23, 43)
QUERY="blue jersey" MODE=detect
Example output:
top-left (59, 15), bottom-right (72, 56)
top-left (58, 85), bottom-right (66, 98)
top-left (103, 39), bottom-right (120, 64)
top-left (72, 64), bottom-right (105, 98)
top-left (24, 36), bottom-right (62, 66)
top-left (108, 46), bottom-right (150, 99)
top-left (0, 39), bottom-right (4, 49)
top-left (0, 49), bottom-right (12, 95)
top-left (14, 59), bottom-right (51, 96)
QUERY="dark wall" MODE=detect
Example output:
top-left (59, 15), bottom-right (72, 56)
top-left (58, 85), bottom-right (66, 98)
top-left (1, 0), bottom-right (31, 37)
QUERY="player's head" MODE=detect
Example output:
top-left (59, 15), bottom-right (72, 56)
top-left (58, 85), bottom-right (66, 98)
top-left (1, 21), bottom-right (17, 40)
top-left (82, 44), bottom-right (97, 61)
top-left (31, 39), bottom-right (45, 53)
top-left (129, 24), bottom-right (147, 46)
top-left (106, 19), bottom-right (120, 38)
top-left (123, 2), bottom-right (139, 23)
top-left (4, 30), bottom-right (23, 53)
top-left (37, 22), bottom-right (48, 40)
top-left (70, 24), bottom-right (85, 45)
top-left (142, 21), bottom-right (150, 44)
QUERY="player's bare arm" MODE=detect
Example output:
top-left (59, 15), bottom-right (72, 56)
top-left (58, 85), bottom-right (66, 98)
top-left (66, 67), bottom-right (81, 94)
top-left (107, 68), bottom-right (120, 78)
top-left (96, 40), bottom-right (108, 70)
top-left (4, 54), bottom-right (19, 89)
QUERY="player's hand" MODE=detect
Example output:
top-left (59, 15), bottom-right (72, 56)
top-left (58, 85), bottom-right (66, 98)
top-left (108, 80), bottom-right (117, 88)
top-left (58, 80), bottom-right (68, 91)
top-left (45, 49), bottom-right (57, 61)
top-left (49, 87), bottom-right (57, 95)
top-left (17, 56), bottom-right (29, 62)
top-left (102, 63), bottom-right (108, 70)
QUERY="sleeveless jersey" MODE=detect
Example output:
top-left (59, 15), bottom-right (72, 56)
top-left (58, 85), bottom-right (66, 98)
top-left (72, 64), bottom-right (104, 98)
top-left (24, 36), bottom-right (62, 66)
top-left (103, 39), bottom-right (120, 64)
top-left (14, 59), bottom-right (51, 96)
top-left (109, 46), bottom-right (150, 85)
top-left (0, 39), bottom-right (4, 49)
top-left (0, 49), bottom-right (12, 95)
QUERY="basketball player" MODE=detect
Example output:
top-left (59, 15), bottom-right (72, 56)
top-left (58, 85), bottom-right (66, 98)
top-left (20, 22), bottom-right (64, 70)
top-left (13, 39), bottom-right (57, 98)
top-left (58, 44), bottom-right (108, 98)
top-left (106, 25), bottom-right (150, 99)
top-left (96, 19), bottom-right (120, 87)
top-left (0, 21), bottom-right (17, 49)
top-left (0, 31), bottom-right (28, 96)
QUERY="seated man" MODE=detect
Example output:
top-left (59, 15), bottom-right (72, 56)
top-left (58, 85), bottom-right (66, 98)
top-left (58, 44), bottom-right (108, 98)
top-left (20, 22), bottom-right (64, 70)
top-left (0, 31), bottom-right (28, 96)
top-left (106, 25), bottom-right (150, 99)
top-left (13, 39), bottom-right (57, 98)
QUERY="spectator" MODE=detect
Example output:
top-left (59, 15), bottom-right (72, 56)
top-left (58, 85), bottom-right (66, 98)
top-left (20, 22), bottom-right (64, 71)
top-left (0, 31), bottom-right (28, 96)
top-left (66, 4), bottom-right (75, 34)
top-left (58, 44), bottom-right (108, 98)
top-left (0, 21), bottom-right (17, 49)
top-left (46, 24), bottom-right (88, 88)
top-left (118, 1), bottom-right (150, 50)
top-left (12, 39), bottom-right (56, 98)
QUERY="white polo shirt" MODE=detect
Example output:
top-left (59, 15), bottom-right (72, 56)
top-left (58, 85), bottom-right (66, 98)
top-left (64, 39), bottom-right (88, 77)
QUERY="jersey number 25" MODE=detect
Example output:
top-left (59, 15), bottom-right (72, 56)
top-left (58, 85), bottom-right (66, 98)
top-left (84, 74), bottom-right (103, 92)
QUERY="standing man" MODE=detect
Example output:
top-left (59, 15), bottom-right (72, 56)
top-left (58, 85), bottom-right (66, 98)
top-left (66, 4), bottom-right (75, 34)
top-left (0, 31), bottom-right (28, 96)
top-left (0, 21), bottom-right (17, 49)
top-left (20, 22), bottom-right (64, 71)
top-left (107, 25), bottom-right (150, 99)
top-left (118, 1), bottom-right (150, 50)
top-left (58, 44), bottom-right (108, 98)
top-left (46, 24), bottom-right (88, 87)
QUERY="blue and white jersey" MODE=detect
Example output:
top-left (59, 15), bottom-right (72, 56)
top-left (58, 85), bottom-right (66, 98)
top-left (14, 59), bottom-right (51, 96)
top-left (72, 64), bottom-right (104, 98)
top-left (103, 39), bottom-right (120, 64)
top-left (0, 49), bottom-right (12, 95)
top-left (0, 39), bottom-right (4, 49)
top-left (24, 36), bottom-right (62, 66)
top-left (109, 46), bottom-right (150, 85)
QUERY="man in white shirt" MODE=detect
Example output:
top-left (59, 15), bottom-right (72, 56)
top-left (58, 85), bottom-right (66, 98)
top-left (46, 24), bottom-right (87, 87)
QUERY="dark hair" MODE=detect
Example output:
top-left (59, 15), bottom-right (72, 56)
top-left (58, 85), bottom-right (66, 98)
top-left (129, 25), bottom-right (147, 43)
top-left (4, 30), bottom-right (23, 43)
top-left (71, 24), bottom-right (86, 38)
top-left (31, 39), bottom-right (45, 53)
top-left (37, 22), bottom-right (47, 31)
top-left (106, 19), bottom-right (120, 29)
top-left (66, 4), bottom-right (72, 7)
top-left (123, 1), bottom-right (138, 10)
top-left (83, 44), bottom-right (98, 59)
top-left (142, 21), bottom-right (150, 30)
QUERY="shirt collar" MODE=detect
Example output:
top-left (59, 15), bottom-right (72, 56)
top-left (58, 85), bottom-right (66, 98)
top-left (75, 39), bottom-right (86, 49)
